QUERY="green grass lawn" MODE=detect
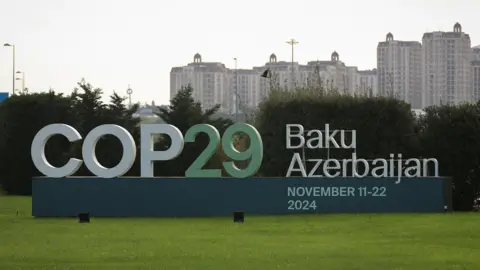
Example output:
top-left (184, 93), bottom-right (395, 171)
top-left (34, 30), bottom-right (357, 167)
top-left (1, 196), bottom-right (479, 270)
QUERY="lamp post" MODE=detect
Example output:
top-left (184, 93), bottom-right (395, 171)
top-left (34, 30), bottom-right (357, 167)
top-left (3, 44), bottom-right (15, 95)
top-left (286, 39), bottom-right (298, 90)
top-left (15, 71), bottom-right (25, 93)
top-left (126, 85), bottom-right (133, 108)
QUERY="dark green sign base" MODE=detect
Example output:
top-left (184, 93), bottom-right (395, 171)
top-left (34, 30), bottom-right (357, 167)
top-left (31, 177), bottom-right (451, 217)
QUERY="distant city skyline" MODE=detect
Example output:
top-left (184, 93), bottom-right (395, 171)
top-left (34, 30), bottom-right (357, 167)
top-left (172, 22), bottom-right (479, 112)
top-left (1, 0), bottom-right (479, 105)
top-left (171, 51), bottom-right (379, 114)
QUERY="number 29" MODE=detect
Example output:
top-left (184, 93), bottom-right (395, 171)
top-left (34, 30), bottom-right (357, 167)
top-left (184, 123), bottom-right (263, 178)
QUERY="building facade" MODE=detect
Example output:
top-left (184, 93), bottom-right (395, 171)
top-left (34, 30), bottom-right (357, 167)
top-left (377, 33), bottom-right (423, 109)
top-left (170, 22), bottom-right (480, 112)
top-left (472, 45), bottom-right (480, 101)
top-left (473, 60), bottom-right (480, 101)
top-left (422, 23), bottom-right (473, 107)
top-left (357, 69), bottom-right (378, 96)
top-left (170, 53), bottom-right (232, 111)
top-left (170, 52), bottom-right (371, 114)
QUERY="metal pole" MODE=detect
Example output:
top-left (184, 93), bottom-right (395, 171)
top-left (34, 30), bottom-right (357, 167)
top-left (286, 39), bottom-right (298, 90)
top-left (291, 43), bottom-right (294, 89)
top-left (126, 85), bottom-right (133, 108)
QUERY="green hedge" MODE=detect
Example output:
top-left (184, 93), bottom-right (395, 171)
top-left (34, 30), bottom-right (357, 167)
top-left (254, 88), bottom-right (480, 210)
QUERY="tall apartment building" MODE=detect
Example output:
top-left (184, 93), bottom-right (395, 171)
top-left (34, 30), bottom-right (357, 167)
top-left (472, 45), bottom-right (480, 101)
top-left (422, 23), bottom-right (473, 107)
top-left (170, 53), bottom-right (231, 111)
top-left (304, 52), bottom-right (348, 91)
top-left (170, 52), bottom-right (375, 113)
top-left (377, 33), bottom-right (423, 109)
top-left (344, 67), bottom-right (378, 96)
top-left (252, 52), bottom-right (348, 95)
top-left (252, 53), bottom-right (297, 99)
top-left (232, 69), bottom-right (261, 113)
top-left (357, 69), bottom-right (378, 96)
top-left (345, 67), bottom-right (359, 95)
top-left (171, 53), bottom-right (272, 113)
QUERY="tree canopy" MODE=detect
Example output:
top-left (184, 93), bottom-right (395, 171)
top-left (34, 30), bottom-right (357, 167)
top-left (0, 79), bottom-right (478, 211)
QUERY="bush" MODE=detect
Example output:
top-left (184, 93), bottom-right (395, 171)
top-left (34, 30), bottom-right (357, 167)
top-left (255, 88), bottom-right (417, 177)
top-left (254, 85), bottom-right (479, 210)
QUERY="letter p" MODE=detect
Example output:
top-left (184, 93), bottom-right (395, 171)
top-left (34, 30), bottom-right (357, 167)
top-left (140, 124), bottom-right (184, 177)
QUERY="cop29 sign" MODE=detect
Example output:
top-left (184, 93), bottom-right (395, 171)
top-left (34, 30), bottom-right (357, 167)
top-left (31, 123), bottom-right (264, 178)
top-left (31, 123), bottom-right (439, 180)
top-left (31, 123), bottom-right (447, 217)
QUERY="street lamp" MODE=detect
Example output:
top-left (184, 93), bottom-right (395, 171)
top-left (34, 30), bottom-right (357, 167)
top-left (126, 85), bottom-right (133, 108)
top-left (3, 44), bottom-right (16, 95)
top-left (286, 39), bottom-right (298, 90)
top-left (16, 71), bottom-right (25, 93)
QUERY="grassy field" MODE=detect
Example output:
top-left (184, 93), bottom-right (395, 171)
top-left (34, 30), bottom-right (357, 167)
top-left (1, 196), bottom-right (479, 270)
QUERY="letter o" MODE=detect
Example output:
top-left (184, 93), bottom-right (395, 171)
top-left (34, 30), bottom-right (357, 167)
top-left (82, 124), bottom-right (136, 178)
top-left (31, 124), bottom-right (83, 178)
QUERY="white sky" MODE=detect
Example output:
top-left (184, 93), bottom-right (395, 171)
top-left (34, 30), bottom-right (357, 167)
top-left (0, 0), bottom-right (479, 105)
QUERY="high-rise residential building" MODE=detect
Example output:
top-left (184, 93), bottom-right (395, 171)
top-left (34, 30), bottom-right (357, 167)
top-left (304, 52), bottom-right (348, 92)
top-left (252, 53), bottom-right (298, 100)
top-left (233, 69), bottom-right (261, 113)
top-left (357, 69), bottom-right (378, 96)
top-left (252, 52), bottom-right (349, 96)
top-left (472, 45), bottom-right (480, 101)
top-left (422, 23), bottom-right (473, 107)
top-left (170, 53), bottom-right (232, 111)
top-left (346, 66), bottom-right (359, 95)
top-left (344, 67), bottom-right (378, 96)
top-left (171, 53), bottom-right (271, 114)
top-left (170, 52), bottom-right (374, 114)
top-left (377, 33), bottom-right (423, 109)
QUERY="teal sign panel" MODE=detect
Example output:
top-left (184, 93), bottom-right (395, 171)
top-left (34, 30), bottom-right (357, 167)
top-left (32, 177), bottom-right (451, 217)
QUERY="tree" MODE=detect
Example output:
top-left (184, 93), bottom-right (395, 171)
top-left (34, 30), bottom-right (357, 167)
top-left (0, 79), bottom-right (143, 194)
top-left (0, 92), bottom-right (75, 194)
top-left (418, 103), bottom-right (480, 210)
top-left (153, 85), bottom-right (233, 176)
top-left (68, 80), bottom-right (109, 176)
top-left (69, 80), bottom-right (141, 176)
top-left (254, 86), bottom-right (416, 177)
top-left (103, 91), bottom-right (141, 176)
top-left (86, 91), bottom-right (141, 176)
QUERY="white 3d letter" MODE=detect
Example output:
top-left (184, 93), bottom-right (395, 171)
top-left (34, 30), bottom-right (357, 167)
top-left (82, 124), bottom-right (136, 178)
top-left (140, 124), bottom-right (184, 177)
top-left (31, 124), bottom-right (83, 178)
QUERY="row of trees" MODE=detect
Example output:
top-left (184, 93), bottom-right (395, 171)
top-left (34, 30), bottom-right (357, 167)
top-left (0, 80), bottom-right (233, 195)
top-left (0, 78), bottom-right (479, 210)
top-left (253, 88), bottom-right (480, 210)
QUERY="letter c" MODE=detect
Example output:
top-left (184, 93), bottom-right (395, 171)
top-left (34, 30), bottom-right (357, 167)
top-left (31, 124), bottom-right (83, 178)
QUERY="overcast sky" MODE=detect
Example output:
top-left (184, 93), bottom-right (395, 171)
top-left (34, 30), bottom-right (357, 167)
top-left (0, 0), bottom-right (479, 105)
